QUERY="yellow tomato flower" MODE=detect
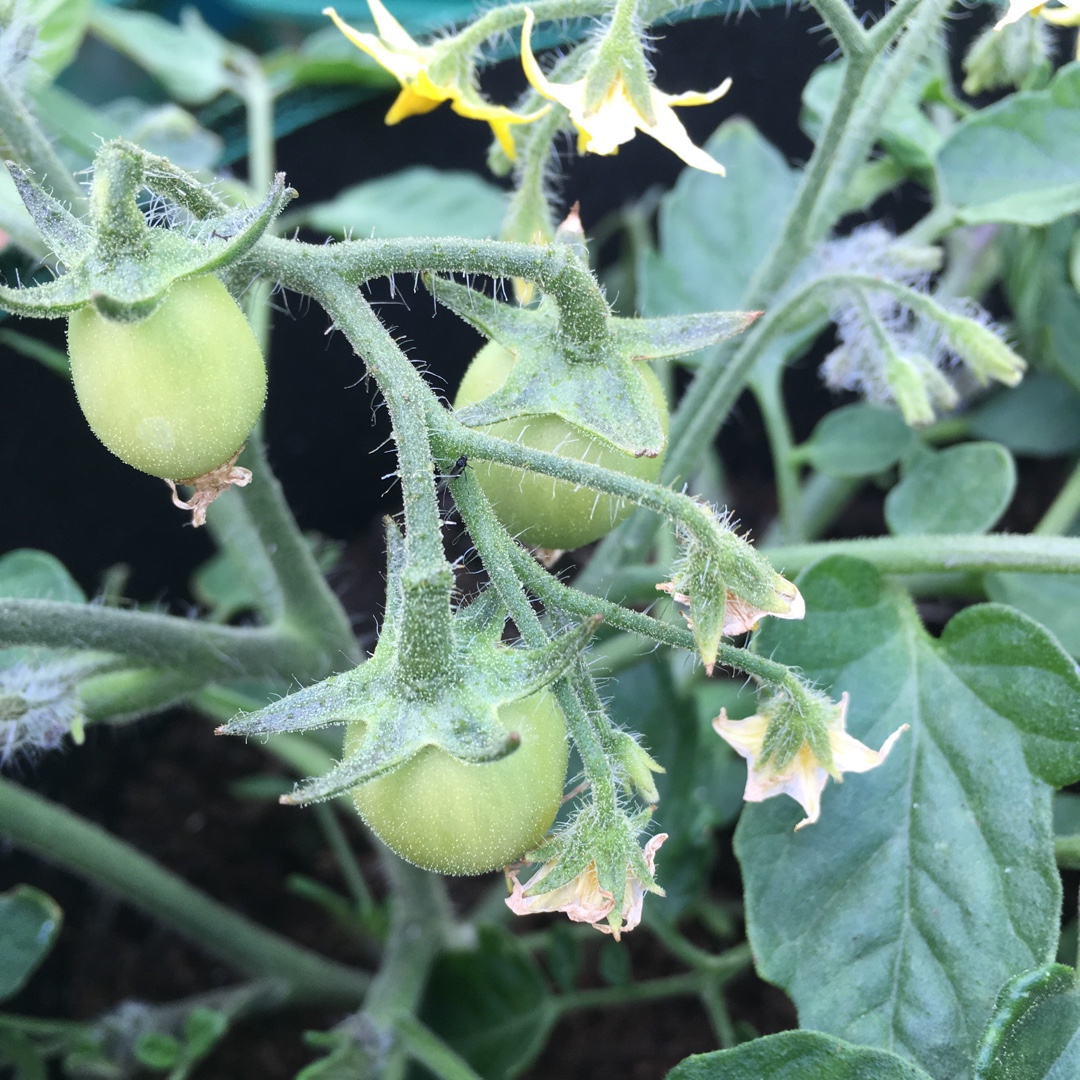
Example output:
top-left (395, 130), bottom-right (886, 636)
top-left (324, 3), bottom-right (546, 157)
top-left (520, 8), bottom-right (731, 174)
top-left (506, 833), bottom-right (667, 940)
top-left (714, 693), bottom-right (908, 830)
top-left (995, 0), bottom-right (1080, 29)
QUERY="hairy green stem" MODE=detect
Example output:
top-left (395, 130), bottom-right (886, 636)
top-left (0, 599), bottom-right (319, 682)
top-left (232, 431), bottom-right (361, 668)
top-left (257, 234), bottom-right (609, 350)
top-left (554, 971), bottom-right (707, 1014)
top-left (0, 778), bottom-right (369, 1006)
top-left (450, 471), bottom-right (620, 808)
top-left (394, 1016), bottom-right (484, 1080)
top-left (359, 851), bottom-right (455, 1079)
top-left (751, 368), bottom-right (802, 543)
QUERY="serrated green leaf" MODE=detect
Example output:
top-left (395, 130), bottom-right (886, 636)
top-left (300, 167), bottom-right (506, 240)
top-left (937, 63), bottom-right (1080, 225)
top-left (885, 443), bottom-right (1016, 535)
top-left (739, 556), bottom-right (1068, 1080)
top-left (667, 1030), bottom-right (934, 1079)
top-left (0, 549), bottom-right (84, 602)
top-left (0, 886), bottom-right (63, 1001)
top-left (799, 404), bottom-right (916, 478)
top-left (968, 374), bottom-right (1080, 457)
top-left (419, 924), bottom-right (553, 1079)
top-left (974, 964), bottom-right (1080, 1078)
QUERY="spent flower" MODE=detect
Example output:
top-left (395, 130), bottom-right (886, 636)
top-left (507, 833), bottom-right (667, 940)
top-left (714, 689), bottom-right (907, 830)
top-left (324, 3), bottom-right (546, 157)
top-left (995, 1), bottom-right (1080, 30)
top-left (520, 8), bottom-right (730, 174)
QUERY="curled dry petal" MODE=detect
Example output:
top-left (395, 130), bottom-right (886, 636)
top-left (506, 833), bottom-right (667, 941)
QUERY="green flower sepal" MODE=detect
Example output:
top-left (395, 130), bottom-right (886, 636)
top-left (658, 505), bottom-right (804, 673)
top-left (427, 273), bottom-right (759, 459)
top-left (0, 140), bottom-right (294, 322)
top-left (219, 521), bottom-right (600, 805)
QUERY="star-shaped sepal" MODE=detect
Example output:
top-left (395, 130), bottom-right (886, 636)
top-left (427, 274), bottom-right (760, 459)
top-left (218, 522), bottom-right (600, 805)
top-left (0, 140), bottom-right (295, 321)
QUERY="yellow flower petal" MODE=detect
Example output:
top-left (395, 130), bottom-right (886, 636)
top-left (994, 0), bottom-right (1080, 28)
top-left (520, 6), bottom-right (730, 174)
top-left (323, 6), bottom-right (425, 84)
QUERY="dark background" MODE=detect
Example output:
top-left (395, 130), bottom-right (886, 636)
top-left (0, 0), bottom-right (986, 603)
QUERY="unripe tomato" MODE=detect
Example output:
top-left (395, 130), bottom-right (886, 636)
top-left (347, 690), bottom-right (568, 875)
top-left (67, 276), bottom-right (267, 480)
top-left (454, 342), bottom-right (669, 549)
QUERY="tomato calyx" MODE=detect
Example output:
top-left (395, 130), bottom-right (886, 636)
top-left (425, 272), bottom-right (760, 459)
top-left (218, 519), bottom-right (600, 805)
top-left (165, 447), bottom-right (253, 528)
top-left (0, 142), bottom-right (295, 322)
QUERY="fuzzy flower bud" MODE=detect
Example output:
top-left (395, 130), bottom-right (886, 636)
top-left (963, 14), bottom-right (1050, 95)
top-left (938, 310), bottom-right (1027, 387)
top-left (0, 655), bottom-right (98, 764)
top-left (609, 729), bottom-right (664, 804)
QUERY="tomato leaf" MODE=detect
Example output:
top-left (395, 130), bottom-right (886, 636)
top-left (0, 886), bottom-right (63, 1002)
top-left (884, 442), bottom-right (1016, 535)
top-left (798, 404), bottom-right (916, 478)
top-left (937, 62), bottom-right (1080, 225)
top-left (974, 964), bottom-right (1080, 1078)
top-left (739, 556), bottom-right (1075, 1080)
top-left (667, 1030), bottom-right (935, 1079)
top-left (420, 925), bottom-right (554, 1079)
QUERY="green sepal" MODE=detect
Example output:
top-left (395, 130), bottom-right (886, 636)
top-left (430, 276), bottom-right (756, 459)
top-left (5, 162), bottom-right (92, 265)
top-left (0, 141), bottom-right (295, 321)
top-left (219, 531), bottom-right (600, 805)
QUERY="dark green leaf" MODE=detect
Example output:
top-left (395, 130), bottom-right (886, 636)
top-left (0, 549), bottom-right (85, 603)
top-left (300, 168), bottom-right (507, 241)
top-left (984, 573), bottom-right (1080, 658)
top-left (974, 964), bottom-right (1080, 1078)
top-left (0, 886), bottom-right (63, 1001)
top-left (419, 924), bottom-right (553, 1079)
top-left (942, 603), bottom-right (1080, 788)
top-left (884, 442), bottom-right (1016, 535)
top-left (667, 1030), bottom-right (934, 1079)
top-left (937, 63), bottom-right (1080, 225)
top-left (968, 374), bottom-right (1080, 456)
top-left (183, 1008), bottom-right (228, 1058)
top-left (798, 404), bottom-right (916, 478)
top-left (740, 557), bottom-right (1065, 1079)
top-left (649, 118), bottom-right (798, 313)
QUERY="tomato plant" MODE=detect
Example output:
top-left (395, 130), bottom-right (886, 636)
top-left (347, 690), bottom-right (568, 875)
top-left (454, 342), bottom-right (669, 549)
top-left (67, 275), bottom-right (267, 481)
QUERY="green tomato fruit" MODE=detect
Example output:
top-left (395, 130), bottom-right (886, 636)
top-left (453, 342), bottom-right (669, 549)
top-left (67, 275), bottom-right (267, 480)
top-left (347, 690), bottom-right (568, 875)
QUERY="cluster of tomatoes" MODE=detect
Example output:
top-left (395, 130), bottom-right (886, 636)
top-left (66, 276), bottom-right (669, 874)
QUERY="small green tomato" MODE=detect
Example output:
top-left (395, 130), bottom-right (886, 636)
top-left (347, 690), bottom-right (568, 876)
top-left (454, 342), bottom-right (669, 550)
top-left (67, 275), bottom-right (267, 480)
